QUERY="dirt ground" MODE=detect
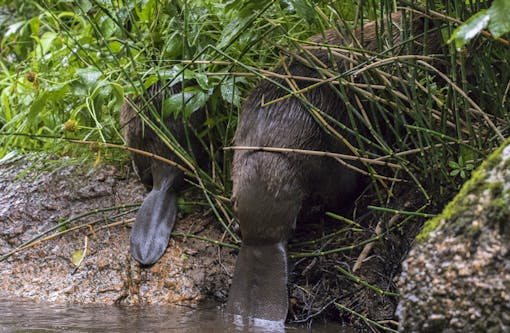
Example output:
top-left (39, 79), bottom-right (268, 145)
top-left (0, 153), bottom-right (235, 306)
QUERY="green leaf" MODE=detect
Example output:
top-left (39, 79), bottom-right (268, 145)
top-left (448, 160), bottom-right (459, 168)
top-left (178, 197), bottom-right (192, 215)
top-left (39, 32), bottom-right (57, 54)
top-left (137, 0), bottom-right (156, 22)
top-left (163, 36), bottom-right (183, 59)
top-left (1, 90), bottom-right (12, 122)
top-left (488, 0), bottom-right (510, 38)
top-left (109, 40), bottom-right (123, 53)
top-left (220, 77), bottom-right (242, 107)
top-left (194, 72), bottom-right (210, 90)
top-left (448, 10), bottom-right (490, 50)
top-left (71, 249), bottom-right (85, 266)
top-left (79, 0), bottom-right (93, 13)
top-left (448, 0), bottom-right (510, 49)
top-left (143, 76), bottom-right (160, 89)
top-left (450, 169), bottom-right (460, 176)
top-left (218, 14), bottom-right (253, 49)
top-left (75, 67), bottom-right (103, 88)
top-left (162, 87), bottom-right (209, 118)
top-left (46, 84), bottom-right (69, 101)
top-left (28, 91), bottom-right (49, 120)
top-left (100, 16), bottom-right (116, 38)
top-left (288, 0), bottom-right (317, 25)
top-left (459, 146), bottom-right (477, 163)
top-left (158, 65), bottom-right (195, 83)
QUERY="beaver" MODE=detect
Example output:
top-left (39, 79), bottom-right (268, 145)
top-left (120, 81), bottom-right (205, 265)
top-left (227, 11), bottom-right (443, 322)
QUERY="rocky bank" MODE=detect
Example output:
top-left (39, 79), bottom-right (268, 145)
top-left (397, 141), bottom-right (510, 332)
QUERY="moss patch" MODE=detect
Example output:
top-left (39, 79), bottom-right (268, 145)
top-left (417, 138), bottom-right (510, 241)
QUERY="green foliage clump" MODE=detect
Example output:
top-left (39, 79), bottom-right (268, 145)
top-left (0, 0), bottom-right (324, 158)
top-left (449, 0), bottom-right (510, 49)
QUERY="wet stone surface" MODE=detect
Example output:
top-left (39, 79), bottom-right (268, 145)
top-left (397, 143), bottom-right (510, 333)
top-left (0, 153), bottom-right (235, 306)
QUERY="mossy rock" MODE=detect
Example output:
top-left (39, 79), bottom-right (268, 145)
top-left (398, 139), bottom-right (510, 332)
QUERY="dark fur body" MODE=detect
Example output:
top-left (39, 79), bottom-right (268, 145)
top-left (121, 82), bottom-right (205, 265)
top-left (227, 11), bottom-right (441, 322)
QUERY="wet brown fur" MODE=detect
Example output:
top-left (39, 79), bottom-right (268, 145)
top-left (227, 11), bottom-right (443, 323)
top-left (120, 82), bottom-right (206, 265)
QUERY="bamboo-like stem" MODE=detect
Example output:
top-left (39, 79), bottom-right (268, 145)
top-left (335, 302), bottom-right (398, 332)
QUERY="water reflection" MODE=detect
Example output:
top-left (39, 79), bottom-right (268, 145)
top-left (0, 299), bottom-right (358, 333)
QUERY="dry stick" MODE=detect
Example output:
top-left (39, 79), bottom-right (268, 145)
top-left (352, 212), bottom-right (401, 273)
top-left (69, 139), bottom-right (193, 176)
top-left (331, 156), bottom-right (401, 182)
top-left (259, 55), bottom-right (440, 142)
top-left (96, 218), bottom-right (238, 249)
top-left (352, 201), bottom-right (429, 272)
top-left (289, 226), bottom-right (355, 248)
top-left (0, 205), bottom-right (139, 262)
top-left (224, 145), bottom-right (401, 169)
top-left (503, 79), bottom-right (510, 109)
top-left (345, 76), bottom-right (470, 138)
top-left (205, 70), bottom-right (389, 92)
top-left (370, 67), bottom-right (470, 134)
top-left (225, 146), bottom-right (402, 182)
top-left (299, 43), bottom-right (330, 70)
top-left (72, 141), bottom-right (239, 243)
top-left (272, 60), bottom-right (378, 180)
top-left (10, 216), bottom-right (239, 259)
top-left (362, 64), bottom-right (469, 134)
top-left (121, 92), bottom-right (198, 173)
top-left (181, 59), bottom-right (233, 65)
top-left (351, 54), bottom-right (439, 76)
top-left (4, 214), bottom-right (136, 258)
top-left (413, 79), bottom-right (471, 134)
top-left (171, 233), bottom-right (239, 250)
top-left (347, 49), bottom-right (398, 154)
top-left (375, 140), bottom-right (471, 161)
top-left (260, 55), bottom-right (437, 107)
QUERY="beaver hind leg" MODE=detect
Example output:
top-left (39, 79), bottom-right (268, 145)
top-left (227, 152), bottom-right (303, 322)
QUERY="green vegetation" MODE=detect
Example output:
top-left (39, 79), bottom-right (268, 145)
top-left (418, 137), bottom-right (510, 241)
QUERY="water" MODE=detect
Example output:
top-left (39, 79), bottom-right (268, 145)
top-left (0, 300), bottom-right (357, 333)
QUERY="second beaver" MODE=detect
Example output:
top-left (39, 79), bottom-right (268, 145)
top-left (120, 81), bottom-right (206, 265)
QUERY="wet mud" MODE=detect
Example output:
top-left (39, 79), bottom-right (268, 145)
top-left (0, 153), bottom-right (234, 306)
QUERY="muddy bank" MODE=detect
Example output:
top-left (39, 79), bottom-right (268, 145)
top-left (0, 152), bottom-right (455, 331)
top-left (397, 141), bottom-right (510, 332)
top-left (0, 153), bottom-right (235, 305)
